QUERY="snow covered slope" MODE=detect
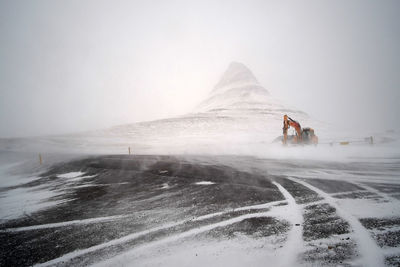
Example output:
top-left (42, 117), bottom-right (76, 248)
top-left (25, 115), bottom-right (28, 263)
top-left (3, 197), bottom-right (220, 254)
top-left (0, 62), bottom-right (322, 154)
top-left (195, 62), bottom-right (300, 115)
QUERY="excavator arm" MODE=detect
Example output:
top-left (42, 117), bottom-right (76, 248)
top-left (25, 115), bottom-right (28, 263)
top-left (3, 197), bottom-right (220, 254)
top-left (283, 114), bottom-right (302, 145)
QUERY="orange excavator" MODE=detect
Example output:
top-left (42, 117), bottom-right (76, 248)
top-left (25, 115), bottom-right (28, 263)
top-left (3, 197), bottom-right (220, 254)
top-left (282, 115), bottom-right (318, 145)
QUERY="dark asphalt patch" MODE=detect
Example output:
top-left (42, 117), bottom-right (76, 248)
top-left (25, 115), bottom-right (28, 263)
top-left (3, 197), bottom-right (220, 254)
top-left (359, 217), bottom-right (400, 230)
top-left (391, 194), bottom-right (400, 200)
top-left (363, 183), bottom-right (400, 194)
top-left (303, 203), bottom-right (350, 241)
top-left (201, 217), bottom-right (290, 240)
top-left (273, 177), bottom-right (323, 204)
top-left (359, 217), bottom-right (400, 249)
top-left (333, 191), bottom-right (381, 200)
top-left (302, 203), bottom-right (355, 266)
top-left (300, 178), bottom-right (364, 194)
top-left (372, 231), bottom-right (400, 248)
top-left (303, 241), bottom-right (357, 267)
top-left (0, 218), bottom-right (144, 266)
top-left (386, 255), bottom-right (400, 267)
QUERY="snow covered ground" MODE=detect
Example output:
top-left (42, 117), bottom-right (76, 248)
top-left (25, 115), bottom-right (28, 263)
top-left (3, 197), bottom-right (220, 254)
top-left (0, 153), bottom-right (399, 266)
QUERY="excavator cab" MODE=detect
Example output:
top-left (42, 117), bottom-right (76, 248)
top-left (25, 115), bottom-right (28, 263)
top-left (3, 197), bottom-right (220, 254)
top-left (301, 127), bottom-right (318, 144)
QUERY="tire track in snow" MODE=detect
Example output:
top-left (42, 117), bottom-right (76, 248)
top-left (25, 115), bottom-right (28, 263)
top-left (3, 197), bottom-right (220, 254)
top-left (34, 200), bottom-right (285, 267)
top-left (289, 177), bottom-right (385, 267)
top-left (271, 182), bottom-right (304, 267)
top-left (93, 211), bottom-right (278, 267)
top-left (357, 183), bottom-right (400, 203)
top-left (354, 183), bottom-right (400, 260)
top-left (1, 215), bottom-right (131, 233)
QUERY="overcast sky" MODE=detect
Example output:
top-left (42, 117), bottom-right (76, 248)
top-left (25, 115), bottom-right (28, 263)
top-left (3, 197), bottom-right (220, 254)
top-left (0, 0), bottom-right (399, 137)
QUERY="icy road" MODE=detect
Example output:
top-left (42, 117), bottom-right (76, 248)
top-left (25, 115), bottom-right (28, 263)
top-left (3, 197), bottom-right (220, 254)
top-left (1, 154), bottom-right (400, 266)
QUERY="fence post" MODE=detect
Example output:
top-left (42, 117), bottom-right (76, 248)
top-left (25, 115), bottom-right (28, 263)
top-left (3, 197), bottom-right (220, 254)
top-left (39, 154), bottom-right (42, 165)
top-left (128, 147), bottom-right (131, 155)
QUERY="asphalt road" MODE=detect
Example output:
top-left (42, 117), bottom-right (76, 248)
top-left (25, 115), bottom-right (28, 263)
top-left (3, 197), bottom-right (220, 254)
top-left (1, 154), bottom-right (400, 266)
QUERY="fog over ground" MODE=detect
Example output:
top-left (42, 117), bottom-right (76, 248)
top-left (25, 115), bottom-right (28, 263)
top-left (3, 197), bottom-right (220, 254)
top-left (0, 0), bottom-right (399, 138)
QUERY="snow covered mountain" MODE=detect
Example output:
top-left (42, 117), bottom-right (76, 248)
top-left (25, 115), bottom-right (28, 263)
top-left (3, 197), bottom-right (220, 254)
top-left (196, 62), bottom-right (269, 112)
top-left (0, 62), bottom-right (316, 154)
top-left (194, 61), bottom-right (307, 118)
top-left (96, 62), bottom-right (314, 153)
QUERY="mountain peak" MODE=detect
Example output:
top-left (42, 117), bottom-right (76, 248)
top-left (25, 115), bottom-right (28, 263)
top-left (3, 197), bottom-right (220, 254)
top-left (195, 62), bottom-right (276, 112)
top-left (212, 62), bottom-right (259, 94)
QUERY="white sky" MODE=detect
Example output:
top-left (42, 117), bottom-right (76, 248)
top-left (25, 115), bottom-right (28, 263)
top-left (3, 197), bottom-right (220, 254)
top-left (0, 0), bottom-right (399, 137)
